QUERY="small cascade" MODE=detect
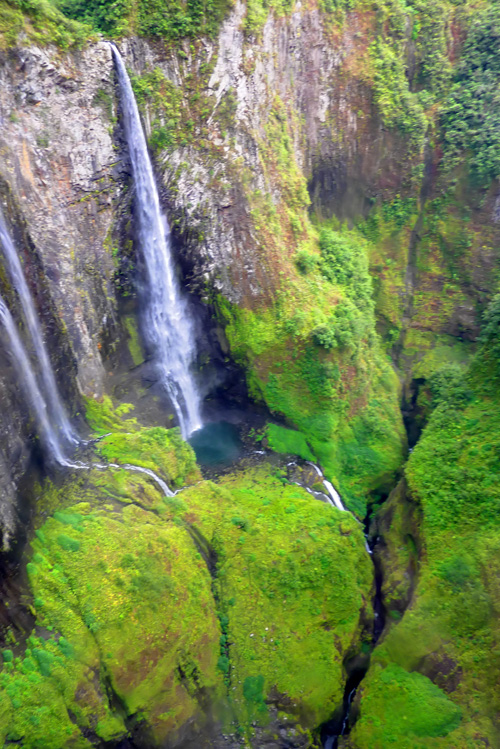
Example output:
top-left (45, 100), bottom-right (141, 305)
top-left (307, 462), bottom-right (346, 512)
top-left (111, 44), bottom-right (203, 439)
top-left (0, 208), bottom-right (77, 447)
top-left (322, 479), bottom-right (345, 512)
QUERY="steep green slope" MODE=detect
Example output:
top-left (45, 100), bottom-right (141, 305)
top-left (346, 300), bottom-right (500, 748)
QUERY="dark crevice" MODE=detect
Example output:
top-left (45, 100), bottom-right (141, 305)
top-left (320, 497), bottom-right (389, 747)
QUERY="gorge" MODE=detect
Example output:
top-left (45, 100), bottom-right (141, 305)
top-left (0, 0), bottom-right (499, 747)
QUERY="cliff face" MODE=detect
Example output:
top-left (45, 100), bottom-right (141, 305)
top-left (119, 1), bottom-right (412, 305)
top-left (0, 40), bottom-right (126, 530)
top-left (0, 41), bottom-right (121, 398)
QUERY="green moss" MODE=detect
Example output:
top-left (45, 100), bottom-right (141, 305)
top-left (218, 272), bottom-right (405, 516)
top-left (97, 426), bottom-right (201, 487)
top-left (351, 325), bottom-right (500, 747)
top-left (264, 423), bottom-right (316, 461)
top-left (0, 396), bottom-right (379, 746)
top-left (84, 394), bottom-right (138, 434)
top-left (172, 465), bottom-right (373, 731)
top-left (350, 663), bottom-right (462, 747)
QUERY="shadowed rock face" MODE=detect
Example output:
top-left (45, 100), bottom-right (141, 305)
top-left (116, 3), bottom-right (412, 308)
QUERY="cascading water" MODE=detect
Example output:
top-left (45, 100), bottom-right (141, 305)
top-left (0, 208), bottom-right (77, 447)
top-left (0, 294), bottom-right (67, 465)
top-left (0, 212), bottom-right (175, 495)
top-left (111, 44), bottom-right (203, 439)
top-left (0, 293), bottom-right (175, 495)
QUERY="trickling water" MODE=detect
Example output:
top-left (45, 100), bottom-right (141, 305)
top-left (0, 208), bottom-right (77, 447)
top-left (307, 462), bottom-right (345, 512)
top-left (0, 228), bottom-right (175, 494)
top-left (0, 294), bottom-right (67, 464)
top-left (111, 44), bottom-right (202, 439)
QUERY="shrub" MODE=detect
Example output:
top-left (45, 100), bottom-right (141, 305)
top-left (442, 5), bottom-right (500, 183)
top-left (428, 364), bottom-right (472, 409)
top-left (295, 249), bottom-right (318, 274)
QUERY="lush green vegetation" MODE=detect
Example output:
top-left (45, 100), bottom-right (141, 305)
top-left (218, 220), bottom-right (405, 516)
top-left (0, 415), bottom-right (374, 746)
top-left (172, 465), bottom-right (373, 735)
top-left (264, 423), bottom-right (316, 461)
top-left (442, 3), bottom-right (500, 183)
top-left (349, 663), bottom-right (462, 747)
top-left (349, 304), bottom-right (500, 748)
top-left (58, 0), bottom-right (232, 38)
top-left (0, 0), bottom-right (90, 48)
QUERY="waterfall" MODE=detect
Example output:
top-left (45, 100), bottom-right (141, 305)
top-left (0, 208), bottom-right (77, 447)
top-left (0, 291), bottom-right (176, 497)
top-left (0, 294), bottom-right (68, 464)
top-left (111, 44), bottom-right (203, 439)
top-left (307, 461), bottom-right (346, 512)
top-left (0, 212), bottom-right (175, 496)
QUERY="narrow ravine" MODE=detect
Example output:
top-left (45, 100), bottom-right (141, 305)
top-left (319, 495), bottom-right (389, 748)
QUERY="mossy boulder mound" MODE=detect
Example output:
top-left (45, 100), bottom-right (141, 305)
top-left (346, 664), bottom-right (462, 748)
top-left (0, 427), bottom-right (374, 747)
top-left (176, 466), bottom-right (374, 732)
top-left (3, 498), bottom-right (222, 748)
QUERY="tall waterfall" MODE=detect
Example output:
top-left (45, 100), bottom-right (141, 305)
top-left (0, 294), bottom-right (68, 464)
top-left (0, 208), bottom-right (77, 447)
top-left (111, 44), bottom-right (203, 439)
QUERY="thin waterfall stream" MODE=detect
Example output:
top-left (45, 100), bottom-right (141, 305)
top-left (0, 207), bottom-right (77, 448)
top-left (111, 44), bottom-right (203, 439)
top-left (0, 294), bottom-right (68, 466)
top-left (0, 215), bottom-right (175, 498)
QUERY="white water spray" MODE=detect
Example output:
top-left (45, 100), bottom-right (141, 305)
top-left (0, 208), bottom-right (77, 447)
top-left (111, 44), bottom-right (202, 439)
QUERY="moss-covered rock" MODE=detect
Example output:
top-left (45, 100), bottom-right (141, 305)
top-left (346, 336), bottom-right (500, 747)
top-left (172, 466), bottom-right (374, 735)
top-left (0, 424), bottom-right (375, 746)
top-left (217, 224), bottom-right (406, 517)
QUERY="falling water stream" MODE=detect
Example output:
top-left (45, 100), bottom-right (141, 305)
top-left (0, 215), bottom-right (175, 497)
top-left (111, 44), bottom-right (202, 439)
top-left (0, 294), bottom-right (68, 465)
top-left (0, 207), bottom-right (77, 448)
